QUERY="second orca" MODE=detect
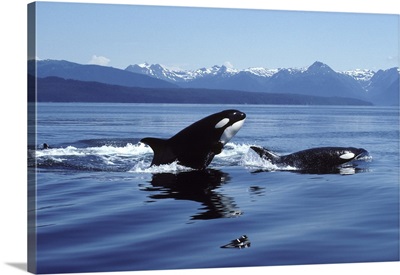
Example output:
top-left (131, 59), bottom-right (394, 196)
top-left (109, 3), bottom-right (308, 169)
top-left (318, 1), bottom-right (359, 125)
top-left (250, 146), bottom-right (369, 171)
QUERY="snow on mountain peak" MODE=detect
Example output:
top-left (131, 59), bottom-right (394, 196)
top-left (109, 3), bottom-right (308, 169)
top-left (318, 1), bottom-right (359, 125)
top-left (126, 63), bottom-right (283, 82)
top-left (125, 62), bottom-right (392, 89)
top-left (244, 67), bottom-right (279, 77)
top-left (341, 69), bottom-right (375, 82)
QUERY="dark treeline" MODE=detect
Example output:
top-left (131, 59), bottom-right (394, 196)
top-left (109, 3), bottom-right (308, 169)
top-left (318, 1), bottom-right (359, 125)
top-left (29, 75), bottom-right (373, 106)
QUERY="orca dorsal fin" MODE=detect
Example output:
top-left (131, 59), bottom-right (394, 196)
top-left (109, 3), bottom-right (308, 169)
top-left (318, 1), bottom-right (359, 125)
top-left (141, 137), bottom-right (177, 166)
top-left (250, 146), bottom-right (280, 162)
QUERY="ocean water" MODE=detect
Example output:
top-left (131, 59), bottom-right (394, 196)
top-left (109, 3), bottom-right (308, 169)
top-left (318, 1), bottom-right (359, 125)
top-left (29, 103), bottom-right (399, 274)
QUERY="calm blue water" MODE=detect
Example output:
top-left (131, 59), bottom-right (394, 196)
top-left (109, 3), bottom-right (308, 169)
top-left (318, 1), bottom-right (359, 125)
top-left (30, 103), bottom-right (399, 274)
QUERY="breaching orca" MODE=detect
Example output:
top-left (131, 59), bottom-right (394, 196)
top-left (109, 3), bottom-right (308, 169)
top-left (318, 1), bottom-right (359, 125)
top-left (141, 110), bottom-right (246, 169)
top-left (250, 146), bottom-right (368, 171)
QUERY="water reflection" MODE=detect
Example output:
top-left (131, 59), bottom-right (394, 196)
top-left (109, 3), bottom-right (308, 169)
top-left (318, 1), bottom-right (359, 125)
top-left (141, 169), bottom-right (242, 220)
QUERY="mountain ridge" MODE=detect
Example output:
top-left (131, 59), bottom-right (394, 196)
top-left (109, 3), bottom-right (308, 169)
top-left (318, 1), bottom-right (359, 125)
top-left (29, 59), bottom-right (178, 89)
top-left (125, 61), bottom-right (387, 84)
top-left (125, 61), bottom-right (399, 105)
top-left (30, 59), bottom-right (399, 105)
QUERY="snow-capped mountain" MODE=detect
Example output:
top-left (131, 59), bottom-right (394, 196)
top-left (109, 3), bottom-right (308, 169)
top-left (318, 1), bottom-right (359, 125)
top-left (124, 61), bottom-right (399, 104)
top-left (242, 67), bottom-right (279, 77)
top-left (125, 61), bottom-right (380, 88)
top-left (342, 69), bottom-right (375, 83)
top-left (31, 59), bottom-right (178, 89)
top-left (263, 61), bottom-right (367, 98)
top-left (366, 67), bottom-right (400, 105)
top-left (125, 63), bottom-right (279, 82)
top-left (125, 63), bottom-right (192, 82)
top-left (125, 61), bottom-right (368, 95)
top-left (342, 69), bottom-right (375, 90)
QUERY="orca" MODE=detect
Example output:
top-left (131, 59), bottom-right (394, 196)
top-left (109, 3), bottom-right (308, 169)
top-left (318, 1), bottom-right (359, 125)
top-left (221, 235), bottom-right (251, 249)
top-left (42, 143), bottom-right (50, 149)
top-left (250, 146), bottom-right (368, 171)
top-left (141, 110), bottom-right (246, 170)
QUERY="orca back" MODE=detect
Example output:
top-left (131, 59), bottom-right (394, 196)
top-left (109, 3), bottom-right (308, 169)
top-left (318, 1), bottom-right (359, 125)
top-left (281, 147), bottom-right (366, 169)
top-left (250, 146), bottom-right (281, 162)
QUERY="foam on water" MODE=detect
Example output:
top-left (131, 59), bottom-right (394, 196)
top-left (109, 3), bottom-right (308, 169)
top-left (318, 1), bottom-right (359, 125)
top-left (216, 143), bottom-right (250, 158)
top-left (129, 160), bottom-right (194, 174)
top-left (34, 142), bottom-right (252, 172)
top-left (34, 142), bottom-right (153, 171)
top-left (33, 141), bottom-right (369, 173)
top-left (240, 148), bottom-right (298, 171)
top-left (356, 154), bottom-right (373, 162)
top-left (36, 142), bottom-right (152, 158)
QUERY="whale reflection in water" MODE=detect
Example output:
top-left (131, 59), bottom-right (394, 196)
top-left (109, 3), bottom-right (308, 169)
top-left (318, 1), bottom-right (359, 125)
top-left (140, 169), bottom-right (242, 220)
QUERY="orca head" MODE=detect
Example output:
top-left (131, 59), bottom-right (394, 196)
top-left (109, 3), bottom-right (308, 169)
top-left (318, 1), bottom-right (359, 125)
top-left (213, 110), bottom-right (246, 145)
top-left (339, 147), bottom-right (369, 161)
top-left (353, 148), bottom-right (369, 160)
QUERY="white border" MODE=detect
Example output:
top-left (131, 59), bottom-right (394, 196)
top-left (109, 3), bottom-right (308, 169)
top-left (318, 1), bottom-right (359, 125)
top-left (1, 1), bottom-right (399, 275)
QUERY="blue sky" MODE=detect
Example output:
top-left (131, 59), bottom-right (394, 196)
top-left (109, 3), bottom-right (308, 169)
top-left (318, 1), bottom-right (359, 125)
top-left (34, 2), bottom-right (399, 71)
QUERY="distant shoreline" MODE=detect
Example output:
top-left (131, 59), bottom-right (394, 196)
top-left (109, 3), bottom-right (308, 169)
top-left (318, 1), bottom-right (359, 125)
top-left (29, 75), bottom-right (374, 106)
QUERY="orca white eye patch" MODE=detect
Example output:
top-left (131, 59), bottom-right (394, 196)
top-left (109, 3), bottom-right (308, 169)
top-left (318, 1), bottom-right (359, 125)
top-left (215, 118), bottom-right (230, 129)
top-left (340, 152), bottom-right (355, 160)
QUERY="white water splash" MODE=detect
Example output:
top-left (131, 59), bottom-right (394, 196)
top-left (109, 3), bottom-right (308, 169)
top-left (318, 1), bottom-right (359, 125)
top-left (36, 142), bottom-right (152, 158)
top-left (241, 148), bottom-right (298, 171)
top-left (216, 143), bottom-right (251, 159)
top-left (34, 142), bottom-right (312, 172)
top-left (129, 160), bottom-right (194, 174)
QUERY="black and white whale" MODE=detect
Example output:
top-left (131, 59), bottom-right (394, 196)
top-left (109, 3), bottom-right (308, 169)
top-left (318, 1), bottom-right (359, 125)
top-left (250, 146), bottom-right (368, 171)
top-left (141, 110), bottom-right (246, 170)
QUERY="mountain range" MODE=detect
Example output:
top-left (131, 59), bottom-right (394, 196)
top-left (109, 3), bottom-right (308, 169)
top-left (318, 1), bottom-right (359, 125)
top-left (126, 61), bottom-right (399, 105)
top-left (29, 59), bottom-right (399, 105)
